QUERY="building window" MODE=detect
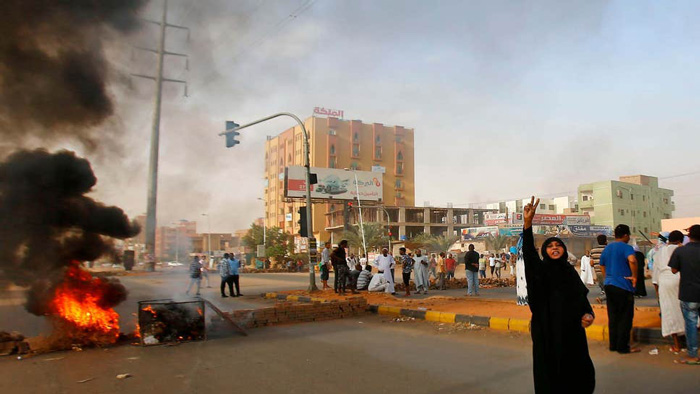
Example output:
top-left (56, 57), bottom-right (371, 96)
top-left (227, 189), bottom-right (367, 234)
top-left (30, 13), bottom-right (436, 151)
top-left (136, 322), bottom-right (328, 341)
top-left (396, 162), bottom-right (404, 174)
top-left (353, 132), bottom-right (359, 142)
top-left (395, 136), bottom-right (403, 143)
top-left (632, 211), bottom-right (635, 217)
top-left (630, 194), bottom-right (634, 200)
top-left (643, 211), bottom-right (647, 218)
top-left (375, 135), bottom-right (381, 144)
top-left (540, 204), bottom-right (546, 209)
top-left (395, 179), bottom-right (402, 188)
top-left (374, 146), bottom-right (382, 159)
top-left (397, 151), bottom-right (403, 161)
top-left (352, 144), bottom-right (360, 157)
top-left (582, 195), bottom-right (588, 201)
top-left (350, 162), bottom-right (359, 170)
top-left (549, 205), bottom-right (555, 210)
top-left (642, 195), bottom-right (646, 201)
top-left (644, 227), bottom-right (648, 233)
top-left (330, 144), bottom-right (336, 155)
top-left (329, 157), bottom-right (337, 168)
top-left (620, 209), bottom-right (625, 216)
top-left (329, 129), bottom-right (337, 135)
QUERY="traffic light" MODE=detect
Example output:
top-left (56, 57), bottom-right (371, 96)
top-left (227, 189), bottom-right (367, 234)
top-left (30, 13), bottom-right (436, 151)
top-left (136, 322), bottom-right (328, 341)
top-left (297, 207), bottom-right (308, 237)
top-left (224, 120), bottom-right (240, 148)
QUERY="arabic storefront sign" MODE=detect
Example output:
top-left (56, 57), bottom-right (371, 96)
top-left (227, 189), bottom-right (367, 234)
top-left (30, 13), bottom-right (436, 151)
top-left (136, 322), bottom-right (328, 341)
top-left (285, 166), bottom-right (383, 201)
top-left (532, 214), bottom-right (591, 225)
top-left (462, 226), bottom-right (499, 240)
top-left (484, 212), bottom-right (508, 226)
top-left (313, 107), bottom-right (344, 118)
top-left (499, 225), bottom-right (524, 237)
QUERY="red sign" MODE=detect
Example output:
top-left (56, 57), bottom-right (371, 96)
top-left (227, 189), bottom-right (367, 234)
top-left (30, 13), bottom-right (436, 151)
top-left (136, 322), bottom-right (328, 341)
top-left (313, 107), bottom-right (344, 118)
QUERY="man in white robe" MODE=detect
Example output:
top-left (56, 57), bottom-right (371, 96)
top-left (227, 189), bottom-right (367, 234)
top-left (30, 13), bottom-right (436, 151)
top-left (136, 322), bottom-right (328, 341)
top-left (368, 274), bottom-right (388, 292)
top-left (654, 231), bottom-right (686, 351)
top-left (373, 248), bottom-right (395, 294)
top-left (413, 249), bottom-right (430, 294)
top-left (580, 251), bottom-right (594, 285)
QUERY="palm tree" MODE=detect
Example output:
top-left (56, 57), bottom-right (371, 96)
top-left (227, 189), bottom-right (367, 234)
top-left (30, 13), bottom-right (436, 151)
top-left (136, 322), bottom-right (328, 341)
top-left (341, 222), bottom-right (389, 255)
top-left (485, 233), bottom-right (514, 253)
top-left (407, 233), bottom-right (460, 254)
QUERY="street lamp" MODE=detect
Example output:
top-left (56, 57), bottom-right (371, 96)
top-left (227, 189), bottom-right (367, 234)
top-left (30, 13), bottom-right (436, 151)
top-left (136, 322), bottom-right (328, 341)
top-left (344, 168), bottom-right (367, 258)
top-left (219, 112), bottom-right (317, 291)
top-left (201, 213), bottom-right (211, 267)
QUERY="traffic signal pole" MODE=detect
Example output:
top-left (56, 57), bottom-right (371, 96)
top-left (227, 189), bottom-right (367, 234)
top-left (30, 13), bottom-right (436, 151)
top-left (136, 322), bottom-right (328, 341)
top-left (219, 112), bottom-right (318, 291)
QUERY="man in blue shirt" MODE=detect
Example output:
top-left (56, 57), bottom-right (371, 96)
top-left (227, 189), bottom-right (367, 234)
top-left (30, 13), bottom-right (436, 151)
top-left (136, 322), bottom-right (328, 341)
top-left (227, 254), bottom-right (242, 297)
top-left (600, 224), bottom-right (639, 354)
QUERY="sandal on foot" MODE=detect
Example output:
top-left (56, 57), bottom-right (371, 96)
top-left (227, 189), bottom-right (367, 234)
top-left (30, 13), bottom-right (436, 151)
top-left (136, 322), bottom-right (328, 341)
top-left (674, 358), bottom-right (700, 365)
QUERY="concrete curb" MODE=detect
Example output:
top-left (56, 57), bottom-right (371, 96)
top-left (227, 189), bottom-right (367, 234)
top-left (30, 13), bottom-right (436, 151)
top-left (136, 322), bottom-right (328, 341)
top-left (262, 292), bottom-right (665, 344)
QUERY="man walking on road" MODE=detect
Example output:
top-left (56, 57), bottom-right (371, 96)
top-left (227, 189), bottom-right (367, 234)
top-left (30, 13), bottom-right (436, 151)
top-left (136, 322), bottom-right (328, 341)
top-left (218, 253), bottom-right (232, 297)
top-left (600, 224), bottom-right (639, 354)
top-left (669, 224), bottom-right (700, 365)
top-left (465, 244), bottom-right (480, 296)
top-left (413, 249), bottom-right (430, 294)
top-left (186, 255), bottom-right (203, 296)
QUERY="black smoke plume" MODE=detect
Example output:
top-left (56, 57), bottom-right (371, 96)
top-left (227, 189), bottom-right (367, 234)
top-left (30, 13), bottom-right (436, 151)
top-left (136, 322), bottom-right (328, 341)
top-left (0, 149), bottom-right (140, 315)
top-left (0, 0), bottom-right (145, 146)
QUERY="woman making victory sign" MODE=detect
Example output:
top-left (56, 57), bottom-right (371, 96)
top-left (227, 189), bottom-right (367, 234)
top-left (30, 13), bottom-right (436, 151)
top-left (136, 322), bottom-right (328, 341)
top-left (522, 196), bottom-right (595, 394)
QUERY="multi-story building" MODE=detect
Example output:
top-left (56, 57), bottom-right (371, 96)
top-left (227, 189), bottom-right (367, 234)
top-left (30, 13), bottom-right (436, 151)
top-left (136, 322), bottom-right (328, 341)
top-left (486, 196), bottom-right (578, 215)
top-left (264, 115), bottom-right (415, 241)
top-left (578, 175), bottom-right (674, 235)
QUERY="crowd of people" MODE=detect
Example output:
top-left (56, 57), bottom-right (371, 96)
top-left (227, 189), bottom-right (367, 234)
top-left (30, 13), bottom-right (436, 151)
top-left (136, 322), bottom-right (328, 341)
top-left (573, 222), bottom-right (700, 365)
top-left (185, 253), bottom-right (243, 298)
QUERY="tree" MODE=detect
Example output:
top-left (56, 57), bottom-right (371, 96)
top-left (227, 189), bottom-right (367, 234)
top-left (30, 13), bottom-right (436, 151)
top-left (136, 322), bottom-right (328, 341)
top-left (242, 223), bottom-right (294, 265)
top-left (408, 233), bottom-right (459, 254)
top-left (341, 222), bottom-right (389, 255)
top-left (485, 233), bottom-right (514, 253)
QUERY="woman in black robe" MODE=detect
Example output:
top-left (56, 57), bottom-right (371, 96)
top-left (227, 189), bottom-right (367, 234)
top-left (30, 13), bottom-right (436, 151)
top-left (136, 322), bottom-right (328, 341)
top-left (634, 250), bottom-right (647, 297)
top-left (523, 197), bottom-right (595, 394)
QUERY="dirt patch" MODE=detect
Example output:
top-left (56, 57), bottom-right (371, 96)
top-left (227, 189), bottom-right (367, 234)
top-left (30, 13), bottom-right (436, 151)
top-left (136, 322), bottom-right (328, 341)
top-left (282, 290), bottom-right (661, 328)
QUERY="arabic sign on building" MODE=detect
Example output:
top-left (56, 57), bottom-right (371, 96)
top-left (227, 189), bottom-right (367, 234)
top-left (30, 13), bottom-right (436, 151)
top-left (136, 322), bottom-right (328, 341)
top-left (285, 166), bottom-right (383, 201)
top-left (484, 212), bottom-right (508, 226)
top-left (532, 214), bottom-right (591, 225)
top-left (313, 107), bottom-right (344, 118)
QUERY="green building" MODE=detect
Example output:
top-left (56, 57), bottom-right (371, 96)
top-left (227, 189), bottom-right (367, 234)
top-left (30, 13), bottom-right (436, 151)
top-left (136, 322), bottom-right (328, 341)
top-left (578, 175), bottom-right (674, 236)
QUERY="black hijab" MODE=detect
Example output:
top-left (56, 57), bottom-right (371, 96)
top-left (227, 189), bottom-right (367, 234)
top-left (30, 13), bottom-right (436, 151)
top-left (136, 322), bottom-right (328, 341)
top-left (539, 237), bottom-right (587, 296)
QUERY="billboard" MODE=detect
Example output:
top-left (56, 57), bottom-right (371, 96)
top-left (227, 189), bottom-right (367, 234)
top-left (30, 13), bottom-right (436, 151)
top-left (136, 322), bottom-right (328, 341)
top-left (462, 226), bottom-right (499, 240)
top-left (499, 225), bottom-right (524, 237)
top-left (484, 212), bottom-right (508, 226)
top-left (284, 166), bottom-right (383, 201)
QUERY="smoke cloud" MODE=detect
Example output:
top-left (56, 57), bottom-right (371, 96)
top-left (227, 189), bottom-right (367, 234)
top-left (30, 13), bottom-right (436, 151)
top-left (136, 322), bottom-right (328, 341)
top-left (0, 0), bottom-right (145, 147)
top-left (0, 149), bottom-right (140, 315)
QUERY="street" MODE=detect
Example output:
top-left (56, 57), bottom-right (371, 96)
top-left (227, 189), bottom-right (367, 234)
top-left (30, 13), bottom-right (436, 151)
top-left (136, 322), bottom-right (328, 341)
top-left (1, 313), bottom-right (695, 394)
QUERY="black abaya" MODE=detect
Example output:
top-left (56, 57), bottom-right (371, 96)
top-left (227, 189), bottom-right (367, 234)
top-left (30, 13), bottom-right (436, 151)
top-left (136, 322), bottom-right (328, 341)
top-left (522, 227), bottom-right (595, 394)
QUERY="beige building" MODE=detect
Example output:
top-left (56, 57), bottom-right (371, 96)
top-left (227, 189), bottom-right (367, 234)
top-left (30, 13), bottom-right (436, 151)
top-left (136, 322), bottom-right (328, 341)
top-left (264, 115), bottom-right (415, 241)
top-left (578, 175), bottom-right (674, 235)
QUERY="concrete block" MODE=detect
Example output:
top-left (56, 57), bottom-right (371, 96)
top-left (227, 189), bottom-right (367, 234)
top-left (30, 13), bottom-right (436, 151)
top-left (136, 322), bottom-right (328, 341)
top-left (509, 318), bottom-right (530, 333)
top-left (490, 317), bottom-right (509, 331)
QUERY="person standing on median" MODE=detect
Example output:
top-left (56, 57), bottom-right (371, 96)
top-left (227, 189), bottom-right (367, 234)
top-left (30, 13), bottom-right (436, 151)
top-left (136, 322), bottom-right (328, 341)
top-left (669, 224), bottom-right (700, 365)
top-left (590, 234), bottom-right (608, 304)
top-left (185, 255), bottom-right (203, 296)
top-left (373, 247), bottom-right (396, 295)
top-left (399, 247), bottom-right (414, 297)
top-left (464, 244), bottom-right (480, 296)
top-left (600, 224), bottom-right (639, 354)
top-left (320, 241), bottom-right (331, 290)
top-left (522, 196), bottom-right (595, 394)
top-left (413, 249), bottom-right (430, 295)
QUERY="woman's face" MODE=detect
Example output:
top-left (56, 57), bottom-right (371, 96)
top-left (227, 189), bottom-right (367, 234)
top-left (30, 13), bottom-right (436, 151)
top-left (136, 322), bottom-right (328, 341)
top-left (545, 240), bottom-right (565, 259)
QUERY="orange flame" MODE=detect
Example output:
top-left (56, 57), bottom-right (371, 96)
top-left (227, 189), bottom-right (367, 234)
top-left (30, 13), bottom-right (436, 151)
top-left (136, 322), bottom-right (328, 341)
top-left (142, 305), bottom-right (157, 316)
top-left (51, 263), bottom-right (120, 342)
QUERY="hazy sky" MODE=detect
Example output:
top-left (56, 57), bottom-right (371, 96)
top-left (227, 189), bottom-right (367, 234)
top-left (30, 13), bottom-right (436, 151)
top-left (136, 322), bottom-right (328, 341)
top-left (40, 0), bottom-right (700, 233)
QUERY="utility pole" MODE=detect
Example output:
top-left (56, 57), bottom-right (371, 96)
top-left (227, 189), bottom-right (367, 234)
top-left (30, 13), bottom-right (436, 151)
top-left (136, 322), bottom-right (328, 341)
top-left (132, 0), bottom-right (189, 271)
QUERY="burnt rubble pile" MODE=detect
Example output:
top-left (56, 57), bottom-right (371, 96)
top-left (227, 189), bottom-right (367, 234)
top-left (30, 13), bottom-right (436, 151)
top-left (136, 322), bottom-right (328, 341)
top-left (138, 300), bottom-right (205, 346)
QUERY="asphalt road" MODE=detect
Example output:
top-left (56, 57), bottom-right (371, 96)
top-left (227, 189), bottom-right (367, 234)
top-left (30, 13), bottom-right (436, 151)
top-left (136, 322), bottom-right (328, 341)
top-left (0, 267), bottom-right (659, 337)
top-left (1, 314), bottom-right (695, 394)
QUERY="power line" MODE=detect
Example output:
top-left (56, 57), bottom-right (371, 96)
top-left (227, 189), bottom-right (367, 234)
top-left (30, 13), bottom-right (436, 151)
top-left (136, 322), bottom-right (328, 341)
top-left (197, 0), bottom-right (317, 89)
top-left (660, 170), bottom-right (700, 180)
